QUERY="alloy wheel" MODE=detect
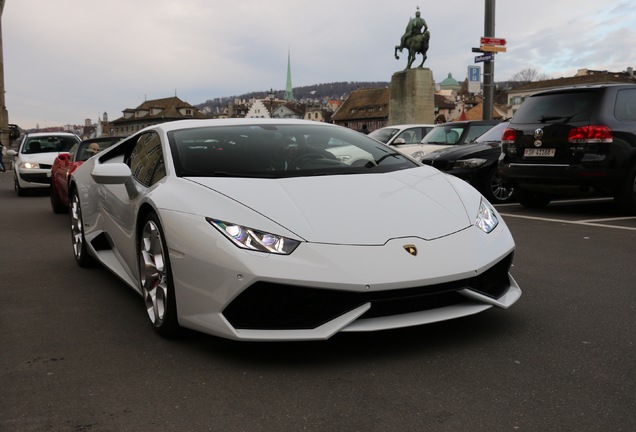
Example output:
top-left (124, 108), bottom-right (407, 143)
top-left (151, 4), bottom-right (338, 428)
top-left (140, 220), bottom-right (168, 327)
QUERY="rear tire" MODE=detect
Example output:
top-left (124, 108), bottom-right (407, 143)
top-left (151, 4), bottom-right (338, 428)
top-left (615, 165), bottom-right (636, 215)
top-left (139, 213), bottom-right (180, 338)
top-left (514, 187), bottom-right (551, 208)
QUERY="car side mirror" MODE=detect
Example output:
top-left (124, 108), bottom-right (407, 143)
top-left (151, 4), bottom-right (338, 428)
top-left (393, 138), bottom-right (407, 145)
top-left (91, 163), bottom-right (132, 185)
top-left (6, 149), bottom-right (16, 157)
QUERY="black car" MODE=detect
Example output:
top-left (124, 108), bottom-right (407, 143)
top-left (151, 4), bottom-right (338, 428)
top-left (499, 84), bottom-right (636, 213)
top-left (421, 122), bottom-right (514, 204)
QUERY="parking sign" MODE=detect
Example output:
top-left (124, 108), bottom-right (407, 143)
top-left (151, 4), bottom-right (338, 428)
top-left (468, 65), bottom-right (481, 93)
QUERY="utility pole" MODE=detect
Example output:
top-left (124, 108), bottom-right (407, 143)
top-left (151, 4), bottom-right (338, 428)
top-left (482, 0), bottom-right (495, 120)
top-left (0, 0), bottom-right (8, 146)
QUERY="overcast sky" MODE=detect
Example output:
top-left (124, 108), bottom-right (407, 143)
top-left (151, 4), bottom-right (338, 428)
top-left (3, 0), bottom-right (635, 130)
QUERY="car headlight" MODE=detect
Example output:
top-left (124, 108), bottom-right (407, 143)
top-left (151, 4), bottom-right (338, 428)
top-left (207, 218), bottom-right (300, 255)
top-left (474, 198), bottom-right (499, 233)
top-left (453, 158), bottom-right (487, 169)
top-left (19, 161), bottom-right (41, 169)
top-left (410, 151), bottom-right (425, 161)
top-left (335, 155), bottom-right (351, 162)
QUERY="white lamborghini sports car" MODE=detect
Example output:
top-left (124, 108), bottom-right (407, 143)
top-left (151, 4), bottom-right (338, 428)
top-left (69, 118), bottom-right (521, 341)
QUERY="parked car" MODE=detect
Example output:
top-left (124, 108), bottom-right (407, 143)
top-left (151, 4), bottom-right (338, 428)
top-left (419, 120), bottom-right (503, 155)
top-left (7, 132), bottom-right (81, 196)
top-left (50, 136), bottom-right (124, 213)
top-left (69, 118), bottom-right (520, 341)
top-left (499, 84), bottom-right (636, 213)
top-left (368, 124), bottom-right (435, 161)
top-left (421, 122), bottom-right (514, 204)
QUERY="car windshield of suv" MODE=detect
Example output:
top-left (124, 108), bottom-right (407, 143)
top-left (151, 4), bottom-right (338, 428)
top-left (170, 124), bottom-right (418, 178)
top-left (421, 125), bottom-right (465, 144)
top-left (513, 91), bottom-right (600, 124)
top-left (22, 136), bottom-right (79, 154)
top-left (368, 127), bottom-right (399, 144)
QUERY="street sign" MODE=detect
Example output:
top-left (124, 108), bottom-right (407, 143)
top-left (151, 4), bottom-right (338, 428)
top-left (475, 53), bottom-right (494, 63)
top-left (480, 37), bottom-right (506, 46)
top-left (468, 65), bottom-right (481, 94)
top-left (480, 45), bottom-right (507, 53)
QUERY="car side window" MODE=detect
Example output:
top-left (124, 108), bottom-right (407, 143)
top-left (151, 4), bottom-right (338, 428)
top-left (615, 89), bottom-right (636, 121)
top-left (128, 132), bottom-right (166, 187)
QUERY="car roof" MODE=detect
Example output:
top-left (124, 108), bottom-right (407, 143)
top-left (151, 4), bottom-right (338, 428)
top-left (25, 131), bottom-right (79, 137)
top-left (151, 118), bottom-right (339, 134)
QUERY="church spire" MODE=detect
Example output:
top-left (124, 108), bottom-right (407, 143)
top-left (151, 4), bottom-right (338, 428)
top-left (284, 50), bottom-right (294, 101)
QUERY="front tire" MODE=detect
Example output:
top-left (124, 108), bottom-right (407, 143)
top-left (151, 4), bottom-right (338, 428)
top-left (139, 213), bottom-right (180, 338)
top-left (50, 181), bottom-right (67, 214)
top-left (70, 190), bottom-right (95, 267)
top-left (615, 165), bottom-right (636, 215)
top-left (14, 174), bottom-right (26, 197)
top-left (482, 167), bottom-right (514, 204)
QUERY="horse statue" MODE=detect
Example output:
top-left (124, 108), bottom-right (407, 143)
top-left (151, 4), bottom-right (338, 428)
top-left (395, 30), bottom-right (430, 69)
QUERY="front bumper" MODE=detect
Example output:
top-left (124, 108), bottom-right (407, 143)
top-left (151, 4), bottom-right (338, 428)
top-left (161, 211), bottom-right (521, 341)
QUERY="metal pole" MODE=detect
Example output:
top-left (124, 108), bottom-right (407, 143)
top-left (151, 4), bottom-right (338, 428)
top-left (483, 0), bottom-right (495, 120)
top-left (0, 0), bottom-right (9, 147)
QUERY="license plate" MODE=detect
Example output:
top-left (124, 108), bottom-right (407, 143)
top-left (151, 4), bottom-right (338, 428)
top-left (524, 148), bottom-right (555, 157)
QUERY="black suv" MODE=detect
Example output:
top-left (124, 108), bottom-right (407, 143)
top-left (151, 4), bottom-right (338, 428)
top-left (499, 84), bottom-right (636, 213)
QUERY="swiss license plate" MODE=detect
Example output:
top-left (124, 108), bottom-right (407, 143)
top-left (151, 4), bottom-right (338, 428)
top-left (524, 148), bottom-right (555, 157)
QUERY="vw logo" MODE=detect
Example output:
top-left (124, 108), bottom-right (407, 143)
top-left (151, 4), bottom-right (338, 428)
top-left (533, 129), bottom-right (544, 147)
top-left (403, 245), bottom-right (417, 256)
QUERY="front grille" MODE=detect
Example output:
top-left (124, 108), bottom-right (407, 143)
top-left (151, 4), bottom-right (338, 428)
top-left (19, 172), bottom-right (51, 184)
top-left (223, 253), bottom-right (514, 330)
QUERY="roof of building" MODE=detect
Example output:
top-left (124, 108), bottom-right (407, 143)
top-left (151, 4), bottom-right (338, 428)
top-left (331, 87), bottom-right (390, 121)
top-left (440, 73), bottom-right (460, 88)
top-left (112, 96), bottom-right (209, 123)
top-left (510, 69), bottom-right (636, 94)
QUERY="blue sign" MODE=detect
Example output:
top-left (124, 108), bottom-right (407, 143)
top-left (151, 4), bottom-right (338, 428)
top-left (468, 66), bottom-right (481, 82)
top-left (475, 53), bottom-right (494, 63)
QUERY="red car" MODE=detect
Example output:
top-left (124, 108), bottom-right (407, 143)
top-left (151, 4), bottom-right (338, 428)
top-left (50, 136), bottom-right (124, 213)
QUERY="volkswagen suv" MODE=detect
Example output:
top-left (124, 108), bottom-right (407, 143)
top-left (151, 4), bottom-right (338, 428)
top-left (499, 84), bottom-right (636, 213)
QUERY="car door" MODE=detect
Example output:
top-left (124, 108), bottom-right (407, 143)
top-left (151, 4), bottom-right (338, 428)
top-left (98, 131), bottom-right (167, 281)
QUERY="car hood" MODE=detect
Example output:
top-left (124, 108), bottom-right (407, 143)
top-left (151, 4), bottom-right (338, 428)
top-left (184, 167), bottom-right (473, 245)
top-left (422, 142), bottom-right (501, 162)
top-left (18, 152), bottom-right (62, 165)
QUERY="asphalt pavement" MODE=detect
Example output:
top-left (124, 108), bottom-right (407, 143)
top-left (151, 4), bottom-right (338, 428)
top-left (1, 170), bottom-right (635, 432)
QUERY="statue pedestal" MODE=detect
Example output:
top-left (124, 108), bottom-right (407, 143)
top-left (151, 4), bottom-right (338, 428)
top-left (388, 68), bottom-right (435, 125)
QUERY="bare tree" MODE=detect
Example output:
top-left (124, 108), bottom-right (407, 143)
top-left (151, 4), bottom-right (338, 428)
top-left (511, 68), bottom-right (551, 83)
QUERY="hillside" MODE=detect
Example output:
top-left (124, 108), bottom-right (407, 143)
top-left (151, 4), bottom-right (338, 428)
top-left (196, 81), bottom-right (389, 112)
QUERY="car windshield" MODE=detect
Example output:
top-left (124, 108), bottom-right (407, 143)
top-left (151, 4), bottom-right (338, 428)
top-left (22, 136), bottom-right (79, 154)
top-left (421, 125), bottom-right (466, 144)
top-left (367, 127), bottom-right (399, 144)
top-left (512, 91), bottom-right (600, 124)
top-left (169, 124), bottom-right (418, 178)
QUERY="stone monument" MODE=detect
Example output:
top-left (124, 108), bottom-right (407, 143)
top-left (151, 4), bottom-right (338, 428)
top-left (389, 7), bottom-right (435, 125)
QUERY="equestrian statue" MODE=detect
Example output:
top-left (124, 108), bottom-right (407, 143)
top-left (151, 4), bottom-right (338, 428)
top-left (395, 7), bottom-right (430, 69)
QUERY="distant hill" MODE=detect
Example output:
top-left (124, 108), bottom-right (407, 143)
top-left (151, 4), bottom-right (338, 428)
top-left (196, 81), bottom-right (390, 112)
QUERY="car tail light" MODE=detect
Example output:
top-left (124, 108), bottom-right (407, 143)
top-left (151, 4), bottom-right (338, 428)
top-left (567, 125), bottom-right (613, 143)
top-left (501, 128), bottom-right (516, 145)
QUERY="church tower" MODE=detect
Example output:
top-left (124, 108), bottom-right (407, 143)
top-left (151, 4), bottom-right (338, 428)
top-left (284, 50), bottom-right (294, 101)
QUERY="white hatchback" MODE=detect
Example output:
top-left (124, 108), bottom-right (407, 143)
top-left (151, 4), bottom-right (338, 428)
top-left (8, 132), bottom-right (81, 196)
top-left (368, 124), bottom-right (435, 161)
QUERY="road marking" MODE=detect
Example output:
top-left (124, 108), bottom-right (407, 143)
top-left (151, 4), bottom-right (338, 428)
top-left (499, 212), bottom-right (636, 231)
